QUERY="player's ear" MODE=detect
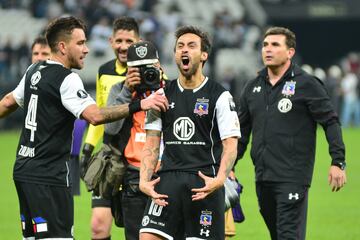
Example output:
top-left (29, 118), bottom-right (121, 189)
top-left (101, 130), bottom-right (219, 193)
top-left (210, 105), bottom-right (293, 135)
top-left (287, 47), bottom-right (295, 60)
top-left (58, 41), bottom-right (66, 55)
top-left (201, 52), bottom-right (208, 62)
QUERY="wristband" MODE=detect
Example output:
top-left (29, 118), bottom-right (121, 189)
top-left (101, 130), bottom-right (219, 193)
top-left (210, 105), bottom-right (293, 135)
top-left (129, 99), bottom-right (141, 114)
top-left (332, 161), bottom-right (346, 170)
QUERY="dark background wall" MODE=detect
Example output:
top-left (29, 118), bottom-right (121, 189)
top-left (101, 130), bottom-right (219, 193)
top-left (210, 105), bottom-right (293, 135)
top-left (260, 0), bottom-right (360, 67)
top-left (269, 19), bottom-right (360, 68)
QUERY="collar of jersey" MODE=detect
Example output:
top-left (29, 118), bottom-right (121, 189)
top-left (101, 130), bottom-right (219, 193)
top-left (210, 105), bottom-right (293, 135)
top-left (115, 60), bottom-right (127, 75)
top-left (46, 60), bottom-right (64, 66)
top-left (177, 77), bottom-right (208, 93)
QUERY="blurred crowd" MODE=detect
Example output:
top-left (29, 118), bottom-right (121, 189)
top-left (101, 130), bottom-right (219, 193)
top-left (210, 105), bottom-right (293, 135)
top-left (0, 0), bottom-right (260, 81)
top-left (301, 52), bottom-right (360, 128)
top-left (0, 0), bottom-right (359, 128)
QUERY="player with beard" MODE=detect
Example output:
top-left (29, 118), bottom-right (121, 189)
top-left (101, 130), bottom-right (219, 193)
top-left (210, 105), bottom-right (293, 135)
top-left (139, 25), bottom-right (240, 240)
top-left (0, 16), bottom-right (167, 239)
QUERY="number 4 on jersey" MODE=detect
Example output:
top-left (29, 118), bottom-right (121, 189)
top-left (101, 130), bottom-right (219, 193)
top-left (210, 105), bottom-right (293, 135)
top-left (25, 94), bottom-right (38, 142)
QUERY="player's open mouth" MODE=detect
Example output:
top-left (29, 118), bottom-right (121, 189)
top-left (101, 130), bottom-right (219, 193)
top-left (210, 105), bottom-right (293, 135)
top-left (181, 56), bottom-right (190, 69)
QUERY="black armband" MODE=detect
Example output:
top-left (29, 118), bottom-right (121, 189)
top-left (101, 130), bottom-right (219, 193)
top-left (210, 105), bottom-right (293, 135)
top-left (129, 99), bottom-right (141, 114)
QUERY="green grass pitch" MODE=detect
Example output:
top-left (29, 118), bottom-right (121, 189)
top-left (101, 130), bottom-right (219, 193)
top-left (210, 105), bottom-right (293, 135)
top-left (0, 128), bottom-right (359, 239)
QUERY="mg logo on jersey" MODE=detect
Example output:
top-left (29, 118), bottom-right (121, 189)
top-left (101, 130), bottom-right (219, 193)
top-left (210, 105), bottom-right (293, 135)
top-left (289, 193), bottom-right (299, 200)
top-left (253, 86), bottom-right (261, 93)
top-left (173, 117), bottom-right (195, 141)
top-left (136, 46), bottom-right (147, 58)
top-left (278, 98), bottom-right (292, 113)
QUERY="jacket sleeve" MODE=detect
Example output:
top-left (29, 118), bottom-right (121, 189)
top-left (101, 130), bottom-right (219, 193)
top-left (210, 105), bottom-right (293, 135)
top-left (236, 81), bottom-right (252, 163)
top-left (305, 77), bottom-right (345, 164)
top-left (104, 82), bottom-right (131, 135)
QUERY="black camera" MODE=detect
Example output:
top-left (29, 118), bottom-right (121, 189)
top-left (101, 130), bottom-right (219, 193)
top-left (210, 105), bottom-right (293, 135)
top-left (127, 41), bottom-right (161, 93)
top-left (136, 64), bottom-right (161, 93)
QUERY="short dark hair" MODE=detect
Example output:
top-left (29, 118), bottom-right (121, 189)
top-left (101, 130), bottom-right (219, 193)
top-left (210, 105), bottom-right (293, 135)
top-left (113, 16), bottom-right (139, 37)
top-left (31, 36), bottom-right (48, 51)
top-left (174, 25), bottom-right (211, 54)
top-left (45, 16), bottom-right (87, 52)
top-left (264, 26), bottom-right (296, 49)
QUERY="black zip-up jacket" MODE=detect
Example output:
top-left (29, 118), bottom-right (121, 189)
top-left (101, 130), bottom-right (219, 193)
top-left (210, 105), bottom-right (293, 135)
top-left (237, 63), bottom-right (345, 186)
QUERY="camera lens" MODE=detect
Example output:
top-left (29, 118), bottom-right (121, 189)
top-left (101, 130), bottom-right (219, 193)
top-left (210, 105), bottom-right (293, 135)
top-left (144, 68), bottom-right (159, 83)
top-left (136, 65), bottom-right (160, 93)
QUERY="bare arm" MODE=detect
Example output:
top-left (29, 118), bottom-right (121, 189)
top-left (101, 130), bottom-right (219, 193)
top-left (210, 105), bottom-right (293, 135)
top-left (139, 129), bottom-right (169, 206)
top-left (104, 68), bottom-right (141, 134)
top-left (192, 136), bottom-right (238, 201)
top-left (217, 136), bottom-right (238, 183)
top-left (141, 130), bottom-right (161, 181)
top-left (81, 103), bottom-right (131, 126)
top-left (0, 92), bottom-right (19, 118)
top-left (81, 89), bottom-right (168, 126)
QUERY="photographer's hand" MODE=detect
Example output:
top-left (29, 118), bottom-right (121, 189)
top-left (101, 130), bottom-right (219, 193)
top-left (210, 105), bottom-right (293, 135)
top-left (125, 67), bottom-right (141, 92)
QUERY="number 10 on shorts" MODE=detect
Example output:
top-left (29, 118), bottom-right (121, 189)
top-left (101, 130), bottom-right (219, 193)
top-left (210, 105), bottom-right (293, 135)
top-left (148, 200), bottom-right (163, 216)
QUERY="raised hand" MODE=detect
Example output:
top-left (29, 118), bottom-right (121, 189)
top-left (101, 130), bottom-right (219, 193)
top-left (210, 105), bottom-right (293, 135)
top-left (124, 67), bottom-right (141, 92)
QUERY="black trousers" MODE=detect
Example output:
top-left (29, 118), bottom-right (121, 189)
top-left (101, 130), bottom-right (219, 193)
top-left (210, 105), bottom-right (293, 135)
top-left (256, 182), bottom-right (309, 240)
top-left (121, 168), bottom-right (149, 240)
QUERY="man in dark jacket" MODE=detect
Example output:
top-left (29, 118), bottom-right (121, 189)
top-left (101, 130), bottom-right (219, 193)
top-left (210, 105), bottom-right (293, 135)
top-left (237, 26), bottom-right (347, 240)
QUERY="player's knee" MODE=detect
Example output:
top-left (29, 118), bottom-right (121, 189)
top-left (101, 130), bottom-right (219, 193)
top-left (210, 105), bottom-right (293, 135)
top-left (91, 215), bottom-right (111, 237)
top-left (140, 232), bottom-right (164, 240)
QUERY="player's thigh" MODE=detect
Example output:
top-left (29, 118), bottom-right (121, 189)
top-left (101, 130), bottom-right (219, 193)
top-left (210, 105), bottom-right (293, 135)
top-left (140, 172), bottom-right (185, 239)
top-left (185, 174), bottom-right (225, 240)
top-left (14, 181), bottom-right (35, 238)
top-left (22, 182), bottom-right (73, 238)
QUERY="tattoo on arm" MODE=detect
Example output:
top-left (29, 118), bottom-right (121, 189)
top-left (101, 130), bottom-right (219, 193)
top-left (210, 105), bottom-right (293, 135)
top-left (140, 130), bottom-right (161, 181)
top-left (141, 148), bottom-right (155, 181)
top-left (99, 104), bottom-right (130, 123)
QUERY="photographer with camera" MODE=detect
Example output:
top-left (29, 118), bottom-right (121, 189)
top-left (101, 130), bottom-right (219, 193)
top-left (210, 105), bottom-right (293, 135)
top-left (104, 40), bottom-right (166, 240)
top-left (80, 17), bottom-right (142, 240)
